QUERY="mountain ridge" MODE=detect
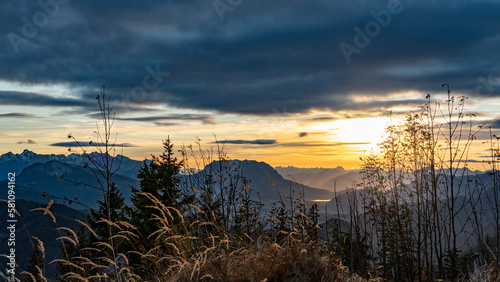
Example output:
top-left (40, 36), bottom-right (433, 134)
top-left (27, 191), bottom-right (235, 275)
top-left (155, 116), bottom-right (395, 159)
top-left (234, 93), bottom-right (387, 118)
top-left (0, 149), bottom-right (145, 180)
top-left (16, 160), bottom-right (138, 209)
top-left (1, 151), bottom-right (336, 209)
top-left (275, 165), bottom-right (360, 191)
top-left (184, 159), bottom-right (335, 202)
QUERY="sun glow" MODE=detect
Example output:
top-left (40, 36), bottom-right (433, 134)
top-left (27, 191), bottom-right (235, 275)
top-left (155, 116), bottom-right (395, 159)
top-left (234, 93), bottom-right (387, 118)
top-left (331, 117), bottom-right (391, 147)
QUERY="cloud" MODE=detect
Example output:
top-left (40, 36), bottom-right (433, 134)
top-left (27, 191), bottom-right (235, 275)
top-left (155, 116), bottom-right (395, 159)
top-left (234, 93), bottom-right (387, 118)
top-left (0, 112), bottom-right (37, 118)
top-left (214, 139), bottom-right (277, 145)
top-left (50, 141), bottom-right (137, 147)
top-left (17, 139), bottom-right (37, 144)
top-left (116, 114), bottom-right (215, 124)
top-left (488, 118), bottom-right (500, 129)
top-left (279, 142), bottom-right (371, 147)
top-left (302, 116), bottom-right (338, 123)
top-left (0, 91), bottom-right (91, 107)
top-left (466, 158), bottom-right (500, 164)
top-left (1, 1), bottom-right (500, 116)
top-left (0, 91), bottom-right (157, 116)
top-left (299, 132), bottom-right (308, 137)
top-left (154, 122), bottom-right (178, 127)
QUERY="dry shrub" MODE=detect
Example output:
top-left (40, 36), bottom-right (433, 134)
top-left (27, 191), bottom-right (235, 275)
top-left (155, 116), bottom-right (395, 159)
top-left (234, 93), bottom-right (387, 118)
top-left (169, 234), bottom-right (365, 282)
top-left (460, 263), bottom-right (500, 282)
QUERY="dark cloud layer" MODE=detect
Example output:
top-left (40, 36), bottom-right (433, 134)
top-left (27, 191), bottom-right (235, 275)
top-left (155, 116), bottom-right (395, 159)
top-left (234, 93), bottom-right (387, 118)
top-left (50, 142), bottom-right (137, 147)
top-left (488, 119), bottom-right (500, 129)
top-left (116, 114), bottom-right (214, 124)
top-left (0, 112), bottom-right (37, 118)
top-left (0, 91), bottom-right (91, 107)
top-left (214, 139), bottom-right (277, 145)
top-left (17, 139), bottom-right (36, 144)
top-left (279, 142), bottom-right (371, 147)
top-left (1, 1), bottom-right (500, 116)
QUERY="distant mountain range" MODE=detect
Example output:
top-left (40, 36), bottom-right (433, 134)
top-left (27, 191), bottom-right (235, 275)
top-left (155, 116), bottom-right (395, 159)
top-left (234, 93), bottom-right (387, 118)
top-left (2, 150), bottom-right (490, 211)
top-left (0, 150), bottom-right (144, 209)
top-left (188, 160), bottom-right (335, 202)
top-left (0, 150), bottom-right (338, 210)
top-left (275, 166), bottom-right (362, 191)
top-left (14, 160), bottom-right (139, 208)
top-left (0, 149), bottom-right (145, 181)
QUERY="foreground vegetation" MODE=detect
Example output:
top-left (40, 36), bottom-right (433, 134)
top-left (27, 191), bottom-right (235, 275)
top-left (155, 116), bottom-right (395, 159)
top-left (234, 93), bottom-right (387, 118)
top-left (6, 86), bottom-right (500, 281)
top-left (328, 86), bottom-right (500, 281)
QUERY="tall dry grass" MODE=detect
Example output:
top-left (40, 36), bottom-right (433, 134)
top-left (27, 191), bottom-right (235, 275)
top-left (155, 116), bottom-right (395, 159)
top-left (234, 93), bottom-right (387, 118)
top-left (14, 189), bottom-right (367, 281)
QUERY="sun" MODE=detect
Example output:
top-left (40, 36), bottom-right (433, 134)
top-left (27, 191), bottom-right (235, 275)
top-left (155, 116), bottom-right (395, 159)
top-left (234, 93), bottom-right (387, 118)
top-left (331, 117), bottom-right (391, 147)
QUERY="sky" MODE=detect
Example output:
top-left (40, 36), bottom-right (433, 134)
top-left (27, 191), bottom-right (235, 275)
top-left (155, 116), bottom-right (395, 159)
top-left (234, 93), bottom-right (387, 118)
top-left (1, 0), bottom-right (500, 169)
